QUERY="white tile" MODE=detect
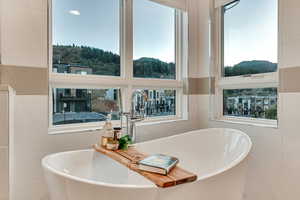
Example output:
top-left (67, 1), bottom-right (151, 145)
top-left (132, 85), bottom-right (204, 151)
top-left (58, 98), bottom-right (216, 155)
top-left (12, 96), bottom-right (105, 200)
top-left (242, 130), bottom-right (283, 200)
top-left (278, 94), bottom-right (300, 200)
top-left (209, 119), bottom-right (283, 200)
top-left (1, 0), bottom-right (48, 67)
top-left (0, 92), bottom-right (9, 146)
top-left (0, 147), bottom-right (9, 200)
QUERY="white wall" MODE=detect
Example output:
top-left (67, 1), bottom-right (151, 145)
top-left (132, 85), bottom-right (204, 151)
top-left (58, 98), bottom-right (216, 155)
top-left (201, 0), bottom-right (300, 200)
top-left (0, 0), bottom-right (205, 199)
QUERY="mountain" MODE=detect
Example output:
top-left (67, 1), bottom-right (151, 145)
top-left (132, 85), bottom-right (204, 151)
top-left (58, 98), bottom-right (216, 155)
top-left (224, 60), bottom-right (277, 77)
top-left (133, 57), bottom-right (175, 79)
top-left (52, 45), bottom-right (175, 79)
top-left (53, 45), bottom-right (121, 76)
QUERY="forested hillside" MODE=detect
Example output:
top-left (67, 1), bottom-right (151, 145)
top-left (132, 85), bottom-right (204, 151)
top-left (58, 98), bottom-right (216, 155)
top-left (53, 45), bottom-right (175, 79)
top-left (53, 45), bottom-right (277, 78)
top-left (53, 45), bottom-right (121, 76)
top-left (224, 60), bottom-right (277, 77)
top-left (133, 57), bottom-right (175, 79)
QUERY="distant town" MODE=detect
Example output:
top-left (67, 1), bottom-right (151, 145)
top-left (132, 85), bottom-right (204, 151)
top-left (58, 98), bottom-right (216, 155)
top-left (53, 87), bottom-right (176, 125)
top-left (223, 88), bottom-right (277, 120)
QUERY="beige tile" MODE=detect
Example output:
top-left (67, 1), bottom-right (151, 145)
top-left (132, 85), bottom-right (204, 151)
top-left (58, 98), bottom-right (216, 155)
top-left (0, 65), bottom-right (48, 95)
top-left (184, 77), bottom-right (215, 95)
top-left (0, 92), bottom-right (9, 146)
top-left (280, 0), bottom-right (300, 68)
top-left (0, 147), bottom-right (9, 200)
top-left (279, 67), bottom-right (300, 93)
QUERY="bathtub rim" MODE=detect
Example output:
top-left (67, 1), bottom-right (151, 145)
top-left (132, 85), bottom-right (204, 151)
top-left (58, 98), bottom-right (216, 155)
top-left (42, 128), bottom-right (252, 189)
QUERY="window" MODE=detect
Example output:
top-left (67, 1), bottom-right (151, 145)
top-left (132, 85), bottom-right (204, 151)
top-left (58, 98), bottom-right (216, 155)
top-left (52, 0), bottom-right (120, 76)
top-left (133, 89), bottom-right (176, 117)
top-left (49, 0), bottom-right (188, 133)
top-left (133, 0), bottom-right (175, 79)
top-left (214, 0), bottom-right (278, 124)
top-left (223, 88), bottom-right (277, 120)
top-left (53, 88), bottom-right (121, 125)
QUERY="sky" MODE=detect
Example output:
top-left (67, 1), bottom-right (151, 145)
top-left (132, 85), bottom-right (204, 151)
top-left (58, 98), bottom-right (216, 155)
top-left (224, 0), bottom-right (278, 66)
top-left (53, 0), bottom-right (278, 66)
top-left (52, 0), bottom-right (175, 63)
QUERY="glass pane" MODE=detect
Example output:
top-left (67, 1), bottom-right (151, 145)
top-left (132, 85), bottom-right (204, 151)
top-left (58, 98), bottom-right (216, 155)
top-left (53, 88), bottom-right (121, 125)
top-left (52, 0), bottom-right (120, 76)
top-left (133, 89), bottom-right (176, 117)
top-left (223, 88), bottom-right (277, 120)
top-left (133, 0), bottom-right (176, 79)
top-left (223, 0), bottom-right (278, 77)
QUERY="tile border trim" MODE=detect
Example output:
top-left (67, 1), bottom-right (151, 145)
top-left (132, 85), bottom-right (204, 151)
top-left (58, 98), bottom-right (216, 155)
top-left (184, 77), bottom-right (215, 95)
top-left (0, 65), bottom-right (48, 95)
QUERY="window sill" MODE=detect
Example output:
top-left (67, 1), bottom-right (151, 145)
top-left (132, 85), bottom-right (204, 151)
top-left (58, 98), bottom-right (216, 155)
top-left (48, 124), bottom-right (103, 135)
top-left (137, 117), bottom-right (187, 127)
top-left (210, 117), bottom-right (278, 129)
top-left (48, 117), bottom-right (187, 135)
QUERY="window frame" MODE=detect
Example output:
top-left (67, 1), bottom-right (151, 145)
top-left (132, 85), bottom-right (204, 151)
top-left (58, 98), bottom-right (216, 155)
top-left (212, 0), bottom-right (279, 127)
top-left (48, 0), bottom-right (188, 134)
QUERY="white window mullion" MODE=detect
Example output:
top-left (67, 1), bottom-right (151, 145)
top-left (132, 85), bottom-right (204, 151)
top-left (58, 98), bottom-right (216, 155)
top-left (218, 72), bottom-right (279, 90)
top-left (122, 0), bottom-right (133, 114)
top-left (48, 87), bottom-right (53, 128)
top-left (175, 10), bottom-right (188, 80)
top-left (123, 86), bottom-right (132, 113)
top-left (120, 0), bottom-right (126, 79)
top-left (176, 88), bottom-right (183, 119)
top-left (123, 0), bottom-right (133, 81)
top-left (175, 10), bottom-right (181, 81)
top-left (130, 78), bottom-right (184, 89)
top-left (50, 73), bottom-right (128, 89)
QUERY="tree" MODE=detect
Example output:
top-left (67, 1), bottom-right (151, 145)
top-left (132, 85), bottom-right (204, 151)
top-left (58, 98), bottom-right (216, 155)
top-left (265, 105), bottom-right (277, 120)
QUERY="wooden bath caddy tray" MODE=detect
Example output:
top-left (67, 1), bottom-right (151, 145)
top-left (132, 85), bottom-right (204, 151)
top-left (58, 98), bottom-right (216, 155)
top-left (93, 144), bottom-right (197, 188)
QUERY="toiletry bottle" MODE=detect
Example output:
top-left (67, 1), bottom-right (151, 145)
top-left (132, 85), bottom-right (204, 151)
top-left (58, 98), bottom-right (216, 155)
top-left (104, 113), bottom-right (114, 135)
top-left (113, 127), bottom-right (122, 140)
top-left (101, 113), bottom-right (114, 147)
top-left (106, 138), bottom-right (119, 150)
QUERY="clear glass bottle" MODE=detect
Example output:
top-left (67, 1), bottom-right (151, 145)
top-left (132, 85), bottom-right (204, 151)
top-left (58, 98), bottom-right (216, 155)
top-left (100, 113), bottom-right (114, 147)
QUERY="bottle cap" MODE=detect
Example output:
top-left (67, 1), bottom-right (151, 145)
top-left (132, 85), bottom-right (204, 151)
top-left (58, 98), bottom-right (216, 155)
top-left (113, 127), bottom-right (122, 131)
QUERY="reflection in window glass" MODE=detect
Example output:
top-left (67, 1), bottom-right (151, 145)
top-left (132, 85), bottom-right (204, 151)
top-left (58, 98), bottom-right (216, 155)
top-left (223, 0), bottom-right (278, 77)
top-left (133, 89), bottom-right (176, 117)
top-left (53, 88), bottom-right (121, 125)
top-left (133, 0), bottom-right (176, 79)
top-left (223, 88), bottom-right (277, 120)
top-left (52, 0), bottom-right (120, 76)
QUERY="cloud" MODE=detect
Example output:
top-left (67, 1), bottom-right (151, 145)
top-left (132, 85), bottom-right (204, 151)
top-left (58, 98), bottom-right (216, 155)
top-left (69, 10), bottom-right (81, 16)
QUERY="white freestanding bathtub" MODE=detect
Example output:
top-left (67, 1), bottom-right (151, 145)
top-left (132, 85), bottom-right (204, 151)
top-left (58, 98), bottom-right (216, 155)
top-left (42, 128), bottom-right (252, 200)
